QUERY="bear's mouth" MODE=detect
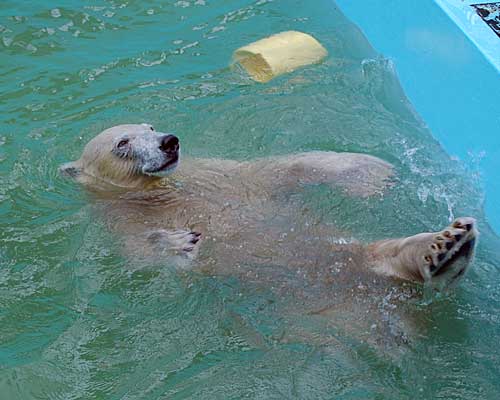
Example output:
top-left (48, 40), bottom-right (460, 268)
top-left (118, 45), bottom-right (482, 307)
top-left (157, 155), bottom-right (179, 172)
top-left (144, 154), bottom-right (179, 175)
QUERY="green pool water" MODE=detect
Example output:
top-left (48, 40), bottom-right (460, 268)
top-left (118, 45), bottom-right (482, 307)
top-left (1, 0), bottom-right (500, 398)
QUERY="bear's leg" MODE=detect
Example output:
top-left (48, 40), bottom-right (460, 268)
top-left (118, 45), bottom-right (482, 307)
top-left (367, 217), bottom-right (477, 288)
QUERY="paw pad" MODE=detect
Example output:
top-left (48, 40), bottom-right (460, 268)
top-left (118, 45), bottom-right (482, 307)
top-left (453, 219), bottom-right (474, 232)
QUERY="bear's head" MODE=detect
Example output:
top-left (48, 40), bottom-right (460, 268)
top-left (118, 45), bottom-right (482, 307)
top-left (61, 124), bottom-right (180, 189)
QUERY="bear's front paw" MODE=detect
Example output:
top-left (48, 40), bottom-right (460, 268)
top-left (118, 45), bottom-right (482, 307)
top-left (147, 229), bottom-right (202, 257)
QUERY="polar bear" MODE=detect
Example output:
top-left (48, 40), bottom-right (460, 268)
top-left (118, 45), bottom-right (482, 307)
top-left (61, 124), bottom-right (477, 290)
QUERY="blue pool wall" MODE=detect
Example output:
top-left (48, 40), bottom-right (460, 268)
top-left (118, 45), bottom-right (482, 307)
top-left (335, 0), bottom-right (500, 234)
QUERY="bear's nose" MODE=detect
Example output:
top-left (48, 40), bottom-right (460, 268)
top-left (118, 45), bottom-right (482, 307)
top-left (160, 134), bottom-right (179, 153)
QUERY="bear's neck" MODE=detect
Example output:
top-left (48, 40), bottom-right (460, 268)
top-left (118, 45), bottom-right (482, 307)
top-left (79, 169), bottom-right (169, 193)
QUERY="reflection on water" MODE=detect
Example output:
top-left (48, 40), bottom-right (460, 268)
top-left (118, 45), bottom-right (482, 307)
top-left (1, 0), bottom-right (500, 398)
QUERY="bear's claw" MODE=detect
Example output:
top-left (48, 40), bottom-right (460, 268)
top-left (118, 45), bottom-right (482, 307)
top-left (146, 229), bottom-right (202, 256)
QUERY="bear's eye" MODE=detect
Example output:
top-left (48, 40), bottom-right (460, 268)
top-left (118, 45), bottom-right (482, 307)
top-left (117, 139), bottom-right (129, 148)
top-left (150, 126), bottom-right (155, 131)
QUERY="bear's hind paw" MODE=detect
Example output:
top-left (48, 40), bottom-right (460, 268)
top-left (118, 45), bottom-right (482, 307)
top-left (422, 217), bottom-right (477, 284)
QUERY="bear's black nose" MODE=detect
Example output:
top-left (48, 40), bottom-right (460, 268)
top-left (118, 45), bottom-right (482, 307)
top-left (160, 134), bottom-right (179, 153)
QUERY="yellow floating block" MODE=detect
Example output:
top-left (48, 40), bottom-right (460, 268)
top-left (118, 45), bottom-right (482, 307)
top-left (232, 31), bottom-right (328, 83)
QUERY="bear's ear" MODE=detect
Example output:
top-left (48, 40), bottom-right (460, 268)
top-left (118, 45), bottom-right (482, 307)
top-left (59, 161), bottom-right (83, 179)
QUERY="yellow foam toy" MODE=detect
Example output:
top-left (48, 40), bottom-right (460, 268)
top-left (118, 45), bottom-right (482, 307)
top-left (232, 31), bottom-right (328, 83)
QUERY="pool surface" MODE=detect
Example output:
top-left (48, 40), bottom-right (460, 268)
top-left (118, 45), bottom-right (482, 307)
top-left (337, 0), bottom-right (500, 233)
top-left (1, 1), bottom-right (500, 399)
